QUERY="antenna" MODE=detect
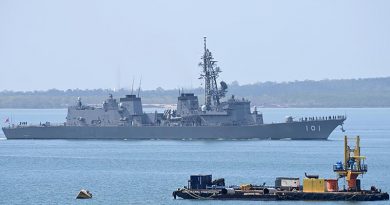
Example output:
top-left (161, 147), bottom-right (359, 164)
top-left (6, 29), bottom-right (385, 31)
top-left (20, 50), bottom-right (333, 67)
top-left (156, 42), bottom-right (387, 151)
top-left (204, 36), bottom-right (207, 53)
top-left (137, 76), bottom-right (142, 97)
top-left (116, 67), bottom-right (121, 91)
top-left (131, 77), bottom-right (135, 95)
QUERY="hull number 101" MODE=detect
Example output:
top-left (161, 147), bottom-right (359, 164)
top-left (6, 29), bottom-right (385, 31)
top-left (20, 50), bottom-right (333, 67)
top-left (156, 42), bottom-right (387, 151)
top-left (306, 125), bottom-right (321, 132)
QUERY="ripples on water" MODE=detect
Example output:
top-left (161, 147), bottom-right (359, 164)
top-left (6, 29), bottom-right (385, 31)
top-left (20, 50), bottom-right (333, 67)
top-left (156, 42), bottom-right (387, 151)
top-left (0, 108), bottom-right (389, 205)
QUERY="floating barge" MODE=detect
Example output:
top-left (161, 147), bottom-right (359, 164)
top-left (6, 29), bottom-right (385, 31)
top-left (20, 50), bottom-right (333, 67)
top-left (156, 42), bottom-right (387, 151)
top-left (172, 136), bottom-right (389, 201)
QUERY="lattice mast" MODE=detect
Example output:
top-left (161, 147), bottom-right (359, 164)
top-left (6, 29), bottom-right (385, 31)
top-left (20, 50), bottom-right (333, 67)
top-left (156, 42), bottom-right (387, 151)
top-left (199, 37), bottom-right (224, 110)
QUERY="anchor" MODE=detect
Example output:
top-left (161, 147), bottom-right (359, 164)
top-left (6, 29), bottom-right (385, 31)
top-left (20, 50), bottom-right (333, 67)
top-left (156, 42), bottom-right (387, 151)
top-left (341, 125), bottom-right (345, 132)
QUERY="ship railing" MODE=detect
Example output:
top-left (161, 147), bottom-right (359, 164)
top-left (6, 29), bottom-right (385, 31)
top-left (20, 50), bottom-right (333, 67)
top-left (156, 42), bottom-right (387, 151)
top-left (360, 164), bottom-right (368, 172)
top-left (298, 115), bottom-right (346, 122)
top-left (333, 164), bottom-right (368, 172)
top-left (42, 122), bottom-right (66, 127)
top-left (8, 122), bottom-right (67, 128)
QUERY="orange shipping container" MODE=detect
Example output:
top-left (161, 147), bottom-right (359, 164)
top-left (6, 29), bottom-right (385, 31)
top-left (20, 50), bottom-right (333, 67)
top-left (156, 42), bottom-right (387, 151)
top-left (325, 179), bottom-right (338, 192)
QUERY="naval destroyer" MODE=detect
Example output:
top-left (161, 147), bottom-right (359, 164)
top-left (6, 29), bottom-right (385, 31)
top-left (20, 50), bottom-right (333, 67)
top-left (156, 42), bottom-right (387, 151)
top-left (2, 38), bottom-right (346, 140)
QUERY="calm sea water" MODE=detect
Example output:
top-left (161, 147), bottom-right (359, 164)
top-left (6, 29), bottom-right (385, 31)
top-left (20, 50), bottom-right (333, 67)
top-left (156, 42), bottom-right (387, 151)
top-left (0, 108), bottom-right (389, 205)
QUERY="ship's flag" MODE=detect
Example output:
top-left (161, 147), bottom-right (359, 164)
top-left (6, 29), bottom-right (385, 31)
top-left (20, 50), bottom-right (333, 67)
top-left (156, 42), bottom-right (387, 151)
top-left (4, 117), bottom-right (9, 123)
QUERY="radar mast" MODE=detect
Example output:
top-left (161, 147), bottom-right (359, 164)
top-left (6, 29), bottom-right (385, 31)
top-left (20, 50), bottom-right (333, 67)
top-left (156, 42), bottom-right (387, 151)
top-left (199, 37), bottom-right (227, 110)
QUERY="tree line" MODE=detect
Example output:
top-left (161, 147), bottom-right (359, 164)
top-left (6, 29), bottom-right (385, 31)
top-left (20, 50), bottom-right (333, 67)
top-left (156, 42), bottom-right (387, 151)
top-left (1, 77), bottom-right (389, 108)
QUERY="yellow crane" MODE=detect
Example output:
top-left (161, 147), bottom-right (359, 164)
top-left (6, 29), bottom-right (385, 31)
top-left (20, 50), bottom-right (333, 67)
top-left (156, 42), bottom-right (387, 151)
top-left (333, 136), bottom-right (367, 191)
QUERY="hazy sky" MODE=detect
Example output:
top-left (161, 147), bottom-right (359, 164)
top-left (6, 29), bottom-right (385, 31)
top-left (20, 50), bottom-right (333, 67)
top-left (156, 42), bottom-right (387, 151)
top-left (1, 0), bottom-right (389, 91)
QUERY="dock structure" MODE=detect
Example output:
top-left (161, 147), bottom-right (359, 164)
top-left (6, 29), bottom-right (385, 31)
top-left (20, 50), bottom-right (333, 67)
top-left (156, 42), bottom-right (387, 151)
top-left (173, 136), bottom-right (389, 201)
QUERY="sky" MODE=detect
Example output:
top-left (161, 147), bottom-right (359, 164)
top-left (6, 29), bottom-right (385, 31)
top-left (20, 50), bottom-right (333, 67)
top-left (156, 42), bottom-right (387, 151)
top-left (0, 0), bottom-right (389, 91)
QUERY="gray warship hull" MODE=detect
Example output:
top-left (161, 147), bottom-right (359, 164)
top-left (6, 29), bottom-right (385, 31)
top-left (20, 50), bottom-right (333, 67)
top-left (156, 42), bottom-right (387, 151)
top-left (2, 119), bottom-right (344, 140)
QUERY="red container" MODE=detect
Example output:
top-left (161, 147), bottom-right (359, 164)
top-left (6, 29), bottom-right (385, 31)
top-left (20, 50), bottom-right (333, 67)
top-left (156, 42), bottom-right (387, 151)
top-left (326, 179), bottom-right (339, 192)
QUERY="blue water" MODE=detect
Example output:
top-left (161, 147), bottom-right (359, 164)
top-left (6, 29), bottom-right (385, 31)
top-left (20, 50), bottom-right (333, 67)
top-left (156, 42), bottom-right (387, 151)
top-left (0, 108), bottom-right (389, 205)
